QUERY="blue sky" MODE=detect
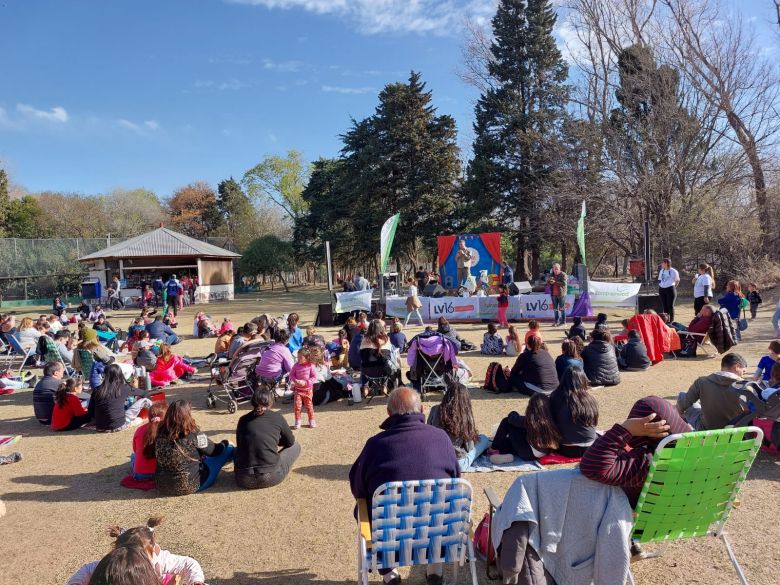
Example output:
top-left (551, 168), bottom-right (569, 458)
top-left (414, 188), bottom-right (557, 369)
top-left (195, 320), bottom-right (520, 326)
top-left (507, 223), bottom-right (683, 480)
top-left (0, 0), bottom-right (776, 197)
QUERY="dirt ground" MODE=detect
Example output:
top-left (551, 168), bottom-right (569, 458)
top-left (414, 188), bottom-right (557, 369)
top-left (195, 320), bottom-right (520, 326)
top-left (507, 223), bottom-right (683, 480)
top-left (1, 287), bottom-right (778, 585)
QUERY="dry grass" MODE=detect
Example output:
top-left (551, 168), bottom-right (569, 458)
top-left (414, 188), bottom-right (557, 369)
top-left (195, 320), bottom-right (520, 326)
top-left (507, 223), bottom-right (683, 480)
top-left (1, 287), bottom-right (778, 585)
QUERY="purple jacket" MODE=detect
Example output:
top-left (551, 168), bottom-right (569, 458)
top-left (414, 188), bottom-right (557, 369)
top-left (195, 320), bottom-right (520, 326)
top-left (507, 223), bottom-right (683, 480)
top-left (255, 342), bottom-right (294, 379)
top-left (349, 413), bottom-right (460, 508)
top-left (407, 334), bottom-right (458, 368)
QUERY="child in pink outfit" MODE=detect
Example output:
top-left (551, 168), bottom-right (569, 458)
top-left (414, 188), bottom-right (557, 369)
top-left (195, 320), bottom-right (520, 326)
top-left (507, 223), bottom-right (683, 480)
top-left (290, 347), bottom-right (317, 429)
top-left (218, 317), bottom-right (235, 336)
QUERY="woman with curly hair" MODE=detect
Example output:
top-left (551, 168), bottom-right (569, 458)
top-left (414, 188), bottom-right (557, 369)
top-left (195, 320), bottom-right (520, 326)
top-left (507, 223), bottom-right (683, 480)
top-left (427, 380), bottom-right (490, 471)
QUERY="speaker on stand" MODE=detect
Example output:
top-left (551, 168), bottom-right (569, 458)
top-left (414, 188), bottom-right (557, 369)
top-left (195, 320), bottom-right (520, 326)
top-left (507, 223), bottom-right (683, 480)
top-left (422, 283), bottom-right (446, 298)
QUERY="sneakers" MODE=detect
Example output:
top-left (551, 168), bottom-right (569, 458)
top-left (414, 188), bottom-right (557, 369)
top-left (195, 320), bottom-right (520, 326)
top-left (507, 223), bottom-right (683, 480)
top-left (293, 420), bottom-right (301, 430)
top-left (309, 420), bottom-right (317, 428)
top-left (630, 542), bottom-right (660, 563)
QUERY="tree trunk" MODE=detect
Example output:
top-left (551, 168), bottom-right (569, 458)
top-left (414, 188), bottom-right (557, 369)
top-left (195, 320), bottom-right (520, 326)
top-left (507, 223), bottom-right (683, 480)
top-left (515, 231), bottom-right (529, 282)
top-left (278, 271), bottom-right (289, 292)
top-left (560, 240), bottom-right (568, 273)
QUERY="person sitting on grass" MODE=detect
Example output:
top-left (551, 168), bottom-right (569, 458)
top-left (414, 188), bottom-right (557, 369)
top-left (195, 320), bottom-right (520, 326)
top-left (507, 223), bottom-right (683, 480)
top-left (145, 315), bottom-right (179, 346)
top-left (480, 322), bottom-right (504, 355)
top-left (524, 320), bottom-right (543, 345)
top-left (491, 335), bottom-right (558, 395)
top-left (33, 361), bottom-right (65, 425)
top-left (255, 328), bottom-right (294, 384)
top-left (581, 329), bottom-right (621, 387)
top-left (505, 324), bottom-right (523, 357)
top-left (149, 343), bottom-right (196, 387)
top-left (88, 364), bottom-right (152, 433)
top-left (436, 317), bottom-right (463, 348)
top-left (51, 377), bottom-right (91, 432)
top-left (214, 326), bottom-right (233, 359)
top-left (753, 340), bottom-right (780, 383)
top-left (155, 400), bottom-right (234, 496)
top-left (618, 330), bottom-right (651, 371)
top-left (389, 320), bottom-right (407, 353)
top-left (130, 400), bottom-right (168, 481)
top-left (555, 338), bottom-right (583, 379)
top-left (566, 316), bottom-right (587, 341)
top-left (87, 304), bottom-right (106, 322)
top-left (350, 387), bottom-right (459, 585)
top-left (234, 387), bottom-right (301, 490)
top-left (287, 312), bottom-right (305, 354)
top-left (428, 380), bottom-right (491, 472)
top-left (359, 319), bottom-right (401, 397)
top-left (65, 515), bottom-right (206, 585)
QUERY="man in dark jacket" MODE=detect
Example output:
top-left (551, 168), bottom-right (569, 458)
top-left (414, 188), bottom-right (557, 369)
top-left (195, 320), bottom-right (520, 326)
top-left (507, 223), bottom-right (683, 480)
top-left (581, 329), bottom-right (621, 387)
top-left (145, 316), bottom-right (179, 345)
top-left (350, 387), bottom-right (459, 585)
top-left (547, 263), bottom-right (568, 327)
top-left (618, 330), bottom-right (651, 370)
top-left (677, 353), bottom-right (748, 430)
top-left (33, 361), bottom-right (65, 425)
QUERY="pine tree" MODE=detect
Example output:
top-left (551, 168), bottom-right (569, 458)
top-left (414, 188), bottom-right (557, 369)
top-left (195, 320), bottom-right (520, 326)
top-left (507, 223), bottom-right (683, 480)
top-left (217, 177), bottom-right (258, 250)
top-left (0, 169), bottom-right (9, 237)
top-left (464, 0), bottom-right (569, 280)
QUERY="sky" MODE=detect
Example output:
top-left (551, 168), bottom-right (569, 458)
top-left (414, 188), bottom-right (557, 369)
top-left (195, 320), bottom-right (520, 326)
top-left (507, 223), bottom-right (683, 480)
top-left (0, 0), bottom-right (777, 197)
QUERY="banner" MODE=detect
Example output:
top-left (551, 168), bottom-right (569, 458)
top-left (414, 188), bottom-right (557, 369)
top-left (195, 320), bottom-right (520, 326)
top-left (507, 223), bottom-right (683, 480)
top-left (428, 297), bottom-right (480, 320)
top-left (380, 213), bottom-right (400, 274)
top-left (520, 294), bottom-right (575, 319)
top-left (334, 289), bottom-right (373, 313)
top-left (576, 200), bottom-right (587, 264)
top-left (588, 281), bottom-right (641, 307)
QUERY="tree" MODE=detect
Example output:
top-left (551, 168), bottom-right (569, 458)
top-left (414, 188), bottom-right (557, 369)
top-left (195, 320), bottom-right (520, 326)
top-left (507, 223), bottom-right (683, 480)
top-left (242, 150), bottom-right (311, 222)
top-left (34, 192), bottom-right (108, 238)
top-left (463, 0), bottom-right (570, 280)
top-left (0, 169), bottom-right (9, 236)
top-left (5, 196), bottom-right (44, 238)
top-left (168, 182), bottom-right (222, 237)
top-left (103, 188), bottom-right (168, 238)
top-left (240, 235), bottom-right (294, 292)
top-left (216, 177), bottom-right (260, 250)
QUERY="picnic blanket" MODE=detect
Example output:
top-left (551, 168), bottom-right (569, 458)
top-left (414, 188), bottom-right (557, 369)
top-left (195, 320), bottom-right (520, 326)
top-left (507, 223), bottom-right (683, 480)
top-left (120, 475), bottom-right (156, 491)
top-left (0, 436), bottom-right (20, 449)
top-left (538, 453), bottom-right (581, 466)
top-left (463, 454), bottom-right (542, 473)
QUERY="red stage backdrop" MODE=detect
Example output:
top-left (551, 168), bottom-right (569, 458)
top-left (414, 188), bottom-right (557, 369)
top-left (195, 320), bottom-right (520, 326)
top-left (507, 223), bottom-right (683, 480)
top-left (437, 233), bottom-right (502, 289)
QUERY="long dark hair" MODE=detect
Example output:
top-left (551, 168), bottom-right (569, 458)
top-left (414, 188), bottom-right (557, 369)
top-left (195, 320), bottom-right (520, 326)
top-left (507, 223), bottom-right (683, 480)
top-left (87, 547), bottom-right (159, 585)
top-left (91, 364), bottom-right (127, 403)
top-left (525, 394), bottom-right (561, 451)
top-left (438, 381), bottom-right (479, 444)
top-left (141, 402), bottom-right (168, 460)
top-left (366, 319), bottom-right (388, 349)
top-left (161, 400), bottom-right (198, 439)
top-left (55, 378), bottom-right (81, 407)
top-left (551, 368), bottom-right (599, 427)
top-left (108, 515), bottom-right (163, 554)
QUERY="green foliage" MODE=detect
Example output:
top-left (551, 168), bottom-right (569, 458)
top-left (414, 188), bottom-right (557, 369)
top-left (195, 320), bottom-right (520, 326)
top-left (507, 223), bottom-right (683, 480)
top-left (463, 0), bottom-right (570, 280)
top-left (168, 182), bottom-right (222, 237)
top-left (0, 169), bottom-right (8, 236)
top-left (243, 150), bottom-right (311, 222)
top-left (5, 196), bottom-right (44, 238)
top-left (240, 235), bottom-right (294, 291)
top-left (217, 177), bottom-right (260, 251)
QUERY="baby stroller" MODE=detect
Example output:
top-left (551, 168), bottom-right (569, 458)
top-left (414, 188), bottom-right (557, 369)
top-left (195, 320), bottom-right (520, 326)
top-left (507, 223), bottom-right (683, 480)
top-left (206, 340), bottom-right (271, 413)
top-left (406, 331), bottom-right (459, 400)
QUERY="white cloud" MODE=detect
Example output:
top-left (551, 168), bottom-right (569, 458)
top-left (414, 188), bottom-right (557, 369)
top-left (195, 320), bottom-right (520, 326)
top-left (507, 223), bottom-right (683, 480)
top-left (322, 84), bottom-right (375, 94)
top-left (144, 120), bottom-right (160, 131)
top-left (262, 58), bottom-right (304, 72)
top-left (218, 78), bottom-right (246, 90)
top-left (16, 103), bottom-right (69, 123)
top-left (117, 119), bottom-right (142, 132)
top-left (117, 118), bottom-right (160, 133)
top-left (229, 0), bottom-right (498, 35)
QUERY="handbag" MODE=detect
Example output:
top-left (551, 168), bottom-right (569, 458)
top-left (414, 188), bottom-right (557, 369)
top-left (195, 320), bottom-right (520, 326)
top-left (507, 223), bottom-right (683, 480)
top-left (739, 308), bottom-right (749, 332)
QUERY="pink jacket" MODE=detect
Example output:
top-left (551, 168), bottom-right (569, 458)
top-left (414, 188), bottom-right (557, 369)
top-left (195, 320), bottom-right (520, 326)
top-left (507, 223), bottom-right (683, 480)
top-left (149, 354), bottom-right (196, 387)
top-left (290, 362), bottom-right (317, 393)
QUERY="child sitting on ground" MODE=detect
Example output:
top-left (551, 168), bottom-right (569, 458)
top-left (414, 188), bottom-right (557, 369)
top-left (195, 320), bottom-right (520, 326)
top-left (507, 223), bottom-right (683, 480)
top-left (619, 318), bottom-right (630, 338)
top-left (66, 515), bottom-right (206, 585)
top-left (219, 317), bottom-right (234, 335)
top-left (754, 340), bottom-right (780, 383)
top-left (389, 321), bottom-right (407, 353)
top-left (214, 327), bottom-right (233, 358)
top-left (505, 324), bottom-right (523, 357)
top-left (566, 316), bottom-right (587, 341)
top-left (51, 378), bottom-right (91, 432)
top-left (593, 313), bottom-right (609, 332)
top-left (290, 347), bottom-right (317, 429)
top-left (356, 311), bottom-right (369, 330)
top-left (131, 401), bottom-right (168, 481)
top-left (480, 323), bottom-right (504, 355)
top-left (524, 320), bottom-right (543, 345)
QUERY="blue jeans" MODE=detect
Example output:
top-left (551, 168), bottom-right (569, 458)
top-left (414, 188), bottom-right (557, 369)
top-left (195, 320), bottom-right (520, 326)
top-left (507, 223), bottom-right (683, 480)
top-left (458, 433), bottom-right (492, 472)
top-left (130, 453), bottom-right (154, 481)
top-left (773, 308), bottom-right (780, 332)
top-left (197, 444), bottom-right (235, 492)
top-left (552, 296), bottom-right (566, 323)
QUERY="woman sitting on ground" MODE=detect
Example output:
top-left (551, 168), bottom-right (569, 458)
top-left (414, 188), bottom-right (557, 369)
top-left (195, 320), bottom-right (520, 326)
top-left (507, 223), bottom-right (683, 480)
top-left (149, 343), bottom-right (196, 387)
top-left (155, 400), bottom-right (234, 496)
top-left (310, 346), bottom-right (348, 405)
top-left (492, 335), bottom-right (559, 394)
top-left (88, 304), bottom-right (106, 322)
top-left (255, 328), bottom-right (294, 383)
top-left (428, 380), bottom-right (491, 471)
top-left (88, 364), bottom-right (151, 433)
top-left (492, 368), bottom-right (598, 461)
top-left (436, 317), bottom-right (463, 347)
top-left (359, 319), bottom-right (401, 396)
top-left (505, 324), bottom-right (523, 357)
top-left (65, 515), bottom-right (206, 585)
top-left (555, 338), bottom-right (583, 379)
top-left (73, 328), bottom-right (134, 386)
top-left (51, 377), bottom-right (91, 431)
top-left (480, 322), bottom-right (504, 355)
top-left (234, 387), bottom-right (301, 490)
top-left (52, 296), bottom-right (66, 317)
top-left (581, 328), bottom-right (621, 387)
top-left (618, 330), bottom-right (651, 370)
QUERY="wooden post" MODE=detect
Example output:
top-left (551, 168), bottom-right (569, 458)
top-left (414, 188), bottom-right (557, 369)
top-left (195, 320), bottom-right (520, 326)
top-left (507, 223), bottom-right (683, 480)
top-left (24, 278), bottom-right (28, 301)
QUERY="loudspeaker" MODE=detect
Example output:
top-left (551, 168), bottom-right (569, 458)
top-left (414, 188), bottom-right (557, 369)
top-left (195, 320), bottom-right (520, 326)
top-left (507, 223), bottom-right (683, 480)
top-left (316, 303), bottom-right (334, 326)
top-left (637, 294), bottom-right (663, 314)
top-left (423, 284), bottom-right (446, 298)
top-left (508, 283), bottom-right (519, 296)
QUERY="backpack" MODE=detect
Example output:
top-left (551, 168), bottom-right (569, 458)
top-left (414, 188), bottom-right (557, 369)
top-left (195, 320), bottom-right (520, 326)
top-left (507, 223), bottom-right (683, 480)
top-left (483, 362), bottom-right (503, 393)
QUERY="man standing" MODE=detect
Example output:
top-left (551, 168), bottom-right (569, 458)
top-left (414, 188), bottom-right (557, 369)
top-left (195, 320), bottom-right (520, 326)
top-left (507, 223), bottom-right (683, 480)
top-left (502, 261), bottom-right (514, 286)
top-left (152, 276), bottom-right (164, 307)
top-left (547, 263), bottom-right (568, 326)
top-left (350, 387), bottom-right (459, 585)
top-left (353, 272), bottom-right (369, 291)
top-left (165, 274), bottom-right (182, 317)
top-left (677, 353), bottom-right (748, 430)
top-left (455, 239), bottom-right (473, 286)
top-left (415, 265), bottom-right (430, 292)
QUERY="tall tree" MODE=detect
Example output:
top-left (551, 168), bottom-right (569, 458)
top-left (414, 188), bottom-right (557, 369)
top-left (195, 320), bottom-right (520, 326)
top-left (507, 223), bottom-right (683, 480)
top-left (168, 182), bottom-right (222, 237)
top-left (103, 188), bottom-right (168, 237)
top-left (242, 150), bottom-right (310, 222)
top-left (240, 235), bottom-right (294, 292)
top-left (217, 177), bottom-right (259, 250)
top-left (0, 169), bottom-right (9, 236)
top-left (463, 0), bottom-right (570, 280)
top-left (5, 196), bottom-right (44, 238)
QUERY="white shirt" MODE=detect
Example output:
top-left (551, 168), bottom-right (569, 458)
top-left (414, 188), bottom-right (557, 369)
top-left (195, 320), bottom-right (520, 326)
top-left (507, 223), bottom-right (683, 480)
top-left (407, 285), bottom-right (418, 297)
top-left (658, 268), bottom-right (679, 289)
top-left (693, 274), bottom-right (713, 298)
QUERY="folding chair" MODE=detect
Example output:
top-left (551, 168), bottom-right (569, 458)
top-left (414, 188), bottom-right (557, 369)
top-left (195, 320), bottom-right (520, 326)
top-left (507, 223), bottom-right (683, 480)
top-left (679, 331), bottom-right (717, 358)
top-left (6, 335), bottom-right (36, 377)
top-left (77, 349), bottom-right (96, 389)
top-left (357, 478), bottom-right (478, 585)
top-left (363, 373), bottom-right (390, 405)
top-left (628, 426), bottom-right (763, 585)
top-left (43, 337), bottom-right (75, 376)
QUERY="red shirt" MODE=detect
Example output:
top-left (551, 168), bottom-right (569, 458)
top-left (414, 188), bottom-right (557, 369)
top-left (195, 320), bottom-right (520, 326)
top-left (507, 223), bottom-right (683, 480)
top-left (132, 423), bottom-right (157, 475)
top-left (51, 393), bottom-right (88, 431)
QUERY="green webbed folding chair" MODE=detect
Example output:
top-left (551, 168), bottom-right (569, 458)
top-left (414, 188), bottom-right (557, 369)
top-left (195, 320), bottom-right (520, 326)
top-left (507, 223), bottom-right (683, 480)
top-left (628, 426), bottom-right (763, 585)
top-left (43, 337), bottom-right (75, 376)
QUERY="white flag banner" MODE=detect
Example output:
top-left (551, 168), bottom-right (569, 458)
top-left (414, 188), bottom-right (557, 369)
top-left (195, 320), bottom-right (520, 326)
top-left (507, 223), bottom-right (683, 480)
top-left (588, 281), bottom-right (641, 307)
top-left (334, 289), bottom-right (373, 313)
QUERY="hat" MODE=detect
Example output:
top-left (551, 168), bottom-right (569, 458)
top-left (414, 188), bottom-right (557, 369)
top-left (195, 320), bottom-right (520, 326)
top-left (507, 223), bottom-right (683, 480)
top-left (81, 328), bottom-right (97, 343)
top-left (628, 330), bottom-right (641, 341)
top-left (626, 396), bottom-right (691, 450)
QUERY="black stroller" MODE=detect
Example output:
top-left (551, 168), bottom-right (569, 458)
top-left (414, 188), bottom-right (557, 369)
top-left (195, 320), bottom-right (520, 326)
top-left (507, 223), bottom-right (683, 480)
top-left (206, 340), bottom-right (271, 413)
